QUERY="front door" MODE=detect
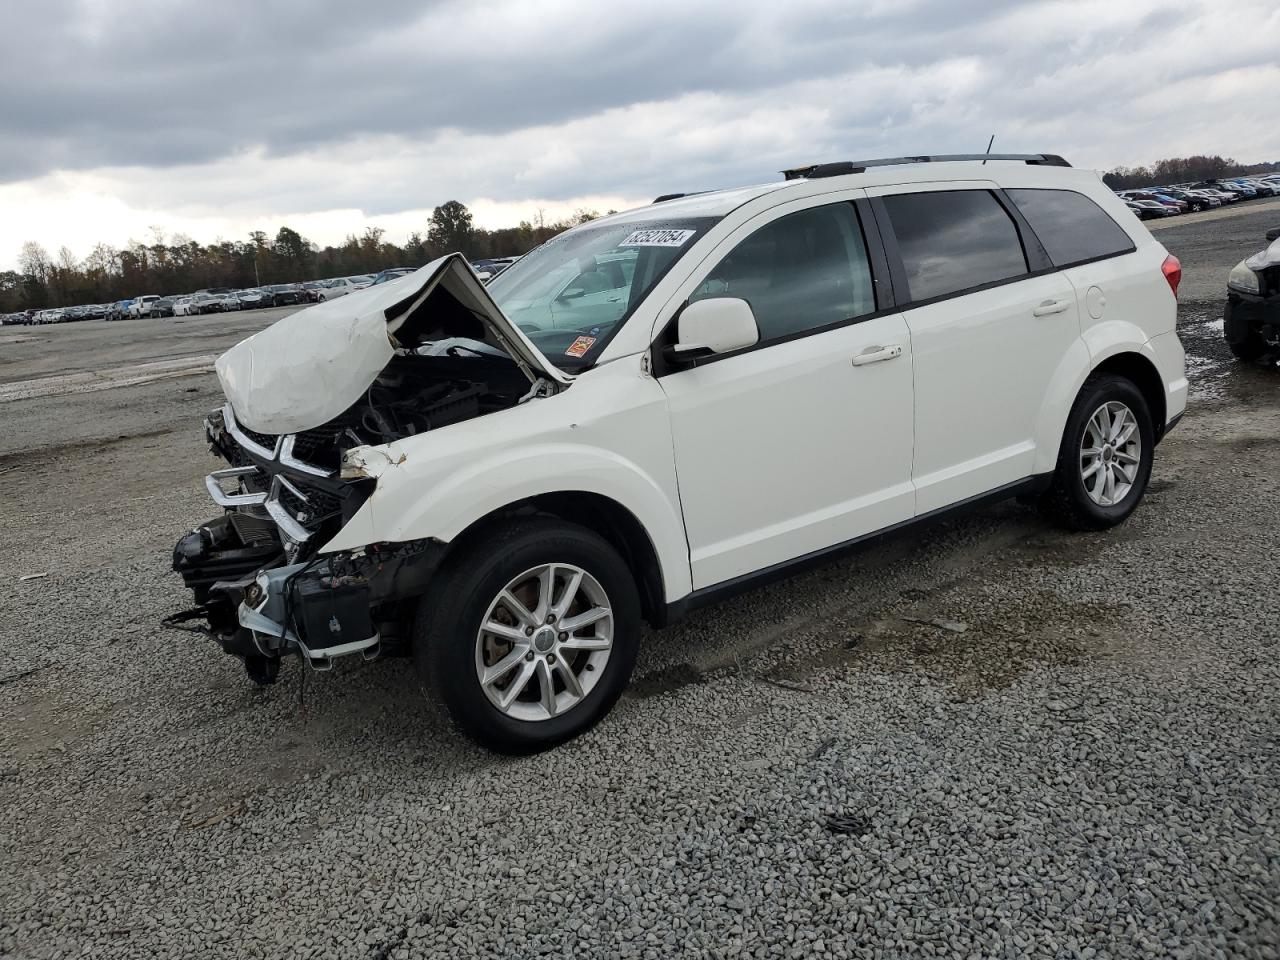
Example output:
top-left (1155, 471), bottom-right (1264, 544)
top-left (657, 199), bottom-right (916, 590)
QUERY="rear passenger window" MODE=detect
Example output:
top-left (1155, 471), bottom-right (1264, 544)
top-left (882, 190), bottom-right (1028, 303)
top-left (691, 203), bottom-right (875, 342)
top-left (1006, 188), bottom-right (1136, 268)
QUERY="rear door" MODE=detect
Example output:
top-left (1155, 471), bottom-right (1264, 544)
top-left (1002, 187), bottom-right (1146, 341)
top-left (656, 195), bottom-right (916, 589)
top-left (867, 182), bottom-right (1083, 514)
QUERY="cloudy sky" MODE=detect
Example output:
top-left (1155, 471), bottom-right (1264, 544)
top-left (3, 0), bottom-right (1278, 268)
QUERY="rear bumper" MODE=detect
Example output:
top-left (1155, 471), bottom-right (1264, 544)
top-left (1147, 330), bottom-right (1188, 434)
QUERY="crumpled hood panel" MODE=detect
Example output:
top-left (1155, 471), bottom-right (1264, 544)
top-left (215, 254), bottom-right (569, 435)
top-left (1245, 237), bottom-right (1280, 272)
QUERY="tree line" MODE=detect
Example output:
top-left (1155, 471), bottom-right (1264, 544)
top-left (1101, 155), bottom-right (1278, 190)
top-left (1, 200), bottom-right (608, 313)
top-left (7, 154), bottom-right (1278, 313)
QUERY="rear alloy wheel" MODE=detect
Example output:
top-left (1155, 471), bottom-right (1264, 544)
top-left (415, 518), bottom-right (640, 753)
top-left (1078, 401), bottom-right (1142, 507)
top-left (1040, 374), bottom-right (1154, 530)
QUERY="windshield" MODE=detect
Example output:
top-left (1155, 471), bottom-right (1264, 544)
top-left (487, 215), bottom-right (720, 370)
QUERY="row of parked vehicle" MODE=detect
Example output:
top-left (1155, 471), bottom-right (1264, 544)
top-left (1117, 175), bottom-right (1280, 220)
top-left (1, 258), bottom-right (519, 326)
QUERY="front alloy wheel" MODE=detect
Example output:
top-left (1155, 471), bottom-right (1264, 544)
top-left (415, 518), bottom-right (640, 753)
top-left (475, 563), bottom-right (614, 721)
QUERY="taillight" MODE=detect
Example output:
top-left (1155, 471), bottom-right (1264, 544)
top-left (1161, 254), bottom-right (1181, 298)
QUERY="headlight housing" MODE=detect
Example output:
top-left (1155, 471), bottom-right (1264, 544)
top-left (1228, 259), bottom-right (1260, 295)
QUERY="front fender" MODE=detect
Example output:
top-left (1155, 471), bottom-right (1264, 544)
top-left (319, 355), bottom-right (691, 600)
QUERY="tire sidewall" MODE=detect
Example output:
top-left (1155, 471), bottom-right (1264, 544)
top-left (1062, 376), bottom-right (1154, 525)
top-left (419, 523), bottom-right (641, 753)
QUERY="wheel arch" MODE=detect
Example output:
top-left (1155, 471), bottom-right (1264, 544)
top-left (1033, 334), bottom-right (1170, 475)
top-left (434, 491), bottom-right (672, 629)
top-left (1090, 351), bottom-right (1167, 441)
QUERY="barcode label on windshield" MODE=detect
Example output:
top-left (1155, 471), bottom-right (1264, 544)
top-left (619, 228), bottom-right (695, 248)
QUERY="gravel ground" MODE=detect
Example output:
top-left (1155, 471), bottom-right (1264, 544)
top-left (1, 206), bottom-right (1278, 959)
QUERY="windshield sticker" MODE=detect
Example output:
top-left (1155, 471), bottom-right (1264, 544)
top-left (565, 335), bottom-right (596, 358)
top-left (619, 228), bottom-right (695, 248)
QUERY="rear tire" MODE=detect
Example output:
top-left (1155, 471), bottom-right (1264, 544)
top-left (1039, 374), bottom-right (1154, 531)
top-left (413, 518), bottom-right (641, 753)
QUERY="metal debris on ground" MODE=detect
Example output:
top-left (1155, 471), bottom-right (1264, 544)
top-left (824, 812), bottom-right (873, 837)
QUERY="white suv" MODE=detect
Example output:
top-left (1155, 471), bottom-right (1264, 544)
top-left (130, 295), bottom-right (162, 318)
top-left (173, 153), bottom-right (1187, 751)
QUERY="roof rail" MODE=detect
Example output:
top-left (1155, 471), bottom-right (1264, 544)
top-left (781, 154), bottom-right (1072, 181)
top-left (652, 190), bottom-right (712, 203)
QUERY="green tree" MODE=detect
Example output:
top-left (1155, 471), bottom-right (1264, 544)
top-left (429, 201), bottom-right (474, 255)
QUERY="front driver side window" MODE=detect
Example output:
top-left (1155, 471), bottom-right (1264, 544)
top-left (691, 202), bottom-right (876, 342)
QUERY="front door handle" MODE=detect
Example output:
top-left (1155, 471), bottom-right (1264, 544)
top-left (851, 344), bottom-right (903, 366)
top-left (1032, 298), bottom-right (1071, 317)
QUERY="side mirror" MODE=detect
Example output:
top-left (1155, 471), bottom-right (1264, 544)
top-left (666, 297), bottom-right (759, 363)
top-left (1266, 227), bottom-right (1280, 242)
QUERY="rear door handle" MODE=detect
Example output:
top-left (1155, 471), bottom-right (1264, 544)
top-left (1032, 298), bottom-right (1071, 317)
top-left (851, 344), bottom-right (903, 366)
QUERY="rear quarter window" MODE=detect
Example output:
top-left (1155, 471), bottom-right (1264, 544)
top-left (1006, 188), bottom-right (1136, 269)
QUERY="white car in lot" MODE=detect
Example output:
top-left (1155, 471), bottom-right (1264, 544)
top-left (130, 295), bottom-right (162, 318)
top-left (315, 277), bottom-right (368, 300)
top-left (175, 153), bottom-right (1187, 751)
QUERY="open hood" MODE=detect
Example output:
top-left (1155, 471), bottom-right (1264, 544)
top-left (215, 254), bottom-right (572, 435)
top-left (1245, 237), bottom-right (1280, 272)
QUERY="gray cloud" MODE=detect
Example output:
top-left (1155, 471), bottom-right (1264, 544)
top-left (1, 0), bottom-right (1278, 254)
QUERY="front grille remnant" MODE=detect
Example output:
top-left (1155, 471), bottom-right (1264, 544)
top-left (207, 404), bottom-right (346, 545)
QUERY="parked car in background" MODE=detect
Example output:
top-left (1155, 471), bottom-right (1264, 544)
top-left (1224, 225), bottom-right (1280, 360)
top-left (1129, 199), bottom-right (1176, 220)
top-left (178, 294), bottom-right (221, 315)
top-left (369, 267), bottom-right (417, 286)
top-left (263, 284), bottom-right (305, 306)
top-left (1157, 189), bottom-right (1215, 212)
top-left (1192, 181), bottom-right (1244, 201)
top-left (1123, 191), bottom-right (1184, 213)
top-left (237, 289), bottom-right (267, 309)
top-left (150, 298), bottom-right (176, 318)
top-left (105, 300), bottom-right (133, 321)
top-left (214, 292), bottom-right (241, 312)
top-left (1241, 180), bottom-right (1276, 197)
top-left (130, 295), bottom-right (162, 318)
top-left (314, 277), bottom-right (366, 300)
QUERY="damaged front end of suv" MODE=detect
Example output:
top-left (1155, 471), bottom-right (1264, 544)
top-left (168, 254), bottom-right (569, 683)
top-left (1224, 227), bottom-right (1280, 362)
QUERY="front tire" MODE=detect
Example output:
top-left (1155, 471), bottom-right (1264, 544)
top-left (1225, 307), bottom-right (1267, 361)
top-left (1040, 374), bottom-right (1154, 531)
top-left (414, 518), bottom-right (641, 753)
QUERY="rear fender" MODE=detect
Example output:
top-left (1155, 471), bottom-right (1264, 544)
top-left (1031, 321), bottom-right (1158, 474)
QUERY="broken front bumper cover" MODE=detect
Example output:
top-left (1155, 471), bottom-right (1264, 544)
top-left (171, 514), bottom-right (444, 673)
top-left (238, 562), bottom-right (380, 670)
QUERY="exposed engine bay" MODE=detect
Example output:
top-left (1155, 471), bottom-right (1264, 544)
top-left (169, 257), bottom-right (563, 682)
